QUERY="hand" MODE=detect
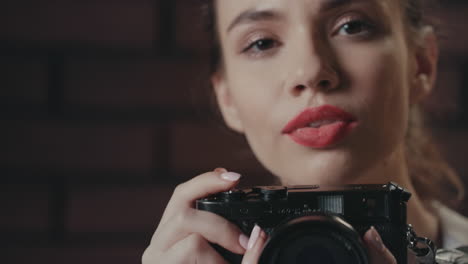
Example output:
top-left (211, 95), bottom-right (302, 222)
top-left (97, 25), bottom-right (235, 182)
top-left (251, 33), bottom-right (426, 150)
top-left (142, 168), bottom-right (249, 264)
top-left (241, 224), bottom-right (268, 264)
top-left (364, 226), bottom-right (398, 264)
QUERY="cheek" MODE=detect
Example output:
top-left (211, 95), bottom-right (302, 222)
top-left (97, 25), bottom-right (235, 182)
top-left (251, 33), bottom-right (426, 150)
top-left (224, 65), bottom-right (288, 163)
top-left (338, 38), bottom-right (410, 146)
top-left (226, 66), bottom-right (285, 128)
top-left (340, 39), bottom-right (409, 115)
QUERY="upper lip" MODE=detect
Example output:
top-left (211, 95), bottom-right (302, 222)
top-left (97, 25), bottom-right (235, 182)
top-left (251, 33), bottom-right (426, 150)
top-left (282, 104), bottom-right (357, 134)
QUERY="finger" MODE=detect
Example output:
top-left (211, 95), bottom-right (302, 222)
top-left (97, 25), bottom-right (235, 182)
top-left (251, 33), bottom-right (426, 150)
top-left (158, 168), bottom-right (240, 228)
top-left (165, 168), bottom-right (241, 214)
top-left (363, 226), bottom-right (397, 264)
top-left (242, 225), bottom-right (268, 264)
top-left (154, 208), bottom-right (248, 254)
top-left (163, 233), bottom-right (229, 264)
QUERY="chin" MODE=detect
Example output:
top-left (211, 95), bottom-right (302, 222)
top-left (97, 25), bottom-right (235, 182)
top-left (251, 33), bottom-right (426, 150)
top-left (278, 165), bottom-right (361, 186)
top-left (268, 145), bottom-right (381, 186)
top-left (296, 155), bottom-right (377, 186)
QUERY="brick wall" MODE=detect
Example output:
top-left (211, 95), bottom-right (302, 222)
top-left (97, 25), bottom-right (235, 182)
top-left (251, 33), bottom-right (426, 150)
top-left (2, 1), bottom-right (468, 263)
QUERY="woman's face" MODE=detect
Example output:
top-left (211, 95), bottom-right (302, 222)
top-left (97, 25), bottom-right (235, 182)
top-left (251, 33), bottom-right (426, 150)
top-left (212, 0), bottom-right (432, 185)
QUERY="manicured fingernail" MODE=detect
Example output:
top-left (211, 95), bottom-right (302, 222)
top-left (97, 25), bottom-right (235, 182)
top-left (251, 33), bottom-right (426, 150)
top-left (248, 225), bottom-right (261, 250)
top-left (239, 234), bottom-right (249, 250)
top-left (220, 172), bottom-right (241, 182)
top-left (370, 226), bottom-right (385, 252)
top-left (214, 168), bottom-right (228, 173)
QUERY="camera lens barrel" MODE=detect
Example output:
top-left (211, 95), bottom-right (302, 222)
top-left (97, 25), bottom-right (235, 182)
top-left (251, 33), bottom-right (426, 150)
top-left (259, 214), bottom-right (369, 264)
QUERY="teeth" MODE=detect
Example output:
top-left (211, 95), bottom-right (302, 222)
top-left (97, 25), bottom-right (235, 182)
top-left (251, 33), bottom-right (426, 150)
top-left (307, 120), bottom-right (336, 128)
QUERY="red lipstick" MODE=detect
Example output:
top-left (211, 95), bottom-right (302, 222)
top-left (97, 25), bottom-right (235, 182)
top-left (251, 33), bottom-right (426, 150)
top-left (282, 105), bottom-right (358, 148)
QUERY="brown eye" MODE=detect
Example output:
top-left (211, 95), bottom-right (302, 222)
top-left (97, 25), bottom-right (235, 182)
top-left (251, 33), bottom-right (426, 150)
top-left (337, 20), bottom-right (375, 36)
top-left (243, 38), bottom-right (278, 53)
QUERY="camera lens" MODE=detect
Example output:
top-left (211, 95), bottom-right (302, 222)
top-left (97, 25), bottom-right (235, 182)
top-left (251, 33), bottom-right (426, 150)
top-left (259, 214), bottom-right (368, 264)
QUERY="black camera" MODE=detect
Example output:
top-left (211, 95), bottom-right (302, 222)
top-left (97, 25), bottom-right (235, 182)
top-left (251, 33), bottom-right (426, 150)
top-left (196, 182), bottom-right (412, 264)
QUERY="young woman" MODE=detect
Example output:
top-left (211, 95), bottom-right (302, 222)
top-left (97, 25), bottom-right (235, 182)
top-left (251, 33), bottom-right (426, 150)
top-left (143, 0), bottom-right (468, 263)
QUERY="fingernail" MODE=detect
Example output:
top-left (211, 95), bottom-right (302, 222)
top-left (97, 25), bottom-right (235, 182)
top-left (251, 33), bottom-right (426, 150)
top-left (220, 172), bottom-right (241, 182)
top-left (248, 225), bottom-right (261, 250)
top-left (369, 226), bottom-right (385, 252)
top-left (214, 167), bottom-right (228, 173)
top-left (239, 234), bottom-right (249, 250)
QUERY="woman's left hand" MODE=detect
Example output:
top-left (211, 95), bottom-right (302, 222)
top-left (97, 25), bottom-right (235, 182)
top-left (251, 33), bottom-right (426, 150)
top-left (240, 224), bottom-right (268, 264)
top-left (363, 226), bottom-right (398, 264)
top-left (240, 225), bottom-right (397, 264)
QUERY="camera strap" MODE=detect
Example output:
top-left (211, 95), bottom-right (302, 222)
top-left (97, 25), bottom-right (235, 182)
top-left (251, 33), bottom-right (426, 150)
top-left (406, 224), bottom-right (437, 264)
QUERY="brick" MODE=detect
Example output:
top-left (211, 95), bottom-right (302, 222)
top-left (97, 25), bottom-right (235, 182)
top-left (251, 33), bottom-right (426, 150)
top-left (64, 57), bottom-right (211, 109)
top-left (0, 55), bottom-right (49, 106)
top-left (437, 6), bottom-right (468, 57)
top-left (0, 184), bottom-right (50, 232)
top-left (169, 121), bottom-right (272, 184)
top-left (1, 121), bottom-right (160, 173)
top-left (0, 1), bottom-right (157, 49)
top-left (175, 1), bottom-right (211, 55)
top-left (6, 245), bottom-right (144, 264)
top-left (432, 128), bottom-right (468, 178)
top-left (423, 64), bottom-right (462, 120)
top-left (67, 185), bottom-right (174, 233)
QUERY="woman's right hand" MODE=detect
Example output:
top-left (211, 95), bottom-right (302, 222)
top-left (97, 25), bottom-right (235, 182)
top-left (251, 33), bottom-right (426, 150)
top-left (142, 168), bottom-right (251, 264)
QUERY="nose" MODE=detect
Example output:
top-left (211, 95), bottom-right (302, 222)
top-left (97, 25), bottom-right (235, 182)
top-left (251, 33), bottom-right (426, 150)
top-left (287, 38), bottom-right (340, 97)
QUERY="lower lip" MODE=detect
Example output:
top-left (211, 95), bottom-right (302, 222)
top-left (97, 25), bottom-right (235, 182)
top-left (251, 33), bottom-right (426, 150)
top-left (287, 121), bottom-right (358, 148)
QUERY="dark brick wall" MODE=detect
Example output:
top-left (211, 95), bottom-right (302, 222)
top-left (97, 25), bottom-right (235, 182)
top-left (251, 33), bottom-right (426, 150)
top-left (2, 1), bottom-right (468, 263)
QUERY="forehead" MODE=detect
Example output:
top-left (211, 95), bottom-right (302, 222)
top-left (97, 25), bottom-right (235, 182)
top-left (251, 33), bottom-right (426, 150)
top-left (216, 0), bottom-right (394, 10)
top-left (215, 0), bottom-right (397, 26)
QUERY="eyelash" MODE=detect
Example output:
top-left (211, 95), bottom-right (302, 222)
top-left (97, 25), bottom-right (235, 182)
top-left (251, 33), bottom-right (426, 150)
top-left (242, 37), bottom-right (281, 56)
top-left (241, 17), bottom-right (377, 57)
top-left (334, 18), bottom-right (377, 37)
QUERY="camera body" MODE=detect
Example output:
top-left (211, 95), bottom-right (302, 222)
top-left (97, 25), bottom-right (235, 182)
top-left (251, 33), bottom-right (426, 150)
top-left (196, 182), bottom-right (411, 264)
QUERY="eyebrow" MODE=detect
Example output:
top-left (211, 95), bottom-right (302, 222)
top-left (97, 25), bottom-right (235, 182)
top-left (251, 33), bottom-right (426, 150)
top-left (227, 9), bottom-right (284, 33)
top-left (321, 0), bottom-right (354, 11)
top-left (226, 0), bottom-right (356, 33)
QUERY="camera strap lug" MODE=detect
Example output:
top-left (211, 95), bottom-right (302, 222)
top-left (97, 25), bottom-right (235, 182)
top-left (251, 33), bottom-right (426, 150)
top-left (406, 224), bottom-right (437, 264)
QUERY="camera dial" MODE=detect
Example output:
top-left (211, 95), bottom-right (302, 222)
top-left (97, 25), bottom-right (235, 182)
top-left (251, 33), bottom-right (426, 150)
top-left (252, 186), bottom-right (287, 201)
top-left (219, 189), bottom-right (245, 201)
